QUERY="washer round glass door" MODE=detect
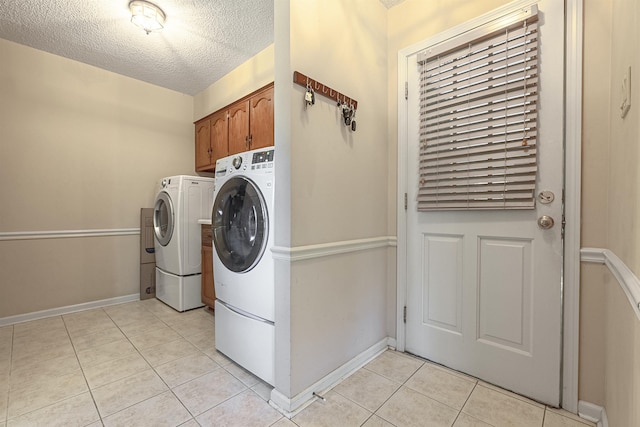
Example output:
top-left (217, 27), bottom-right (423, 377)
top-left (213, 176), bottom-right (268, 273)
top-left (153, 191), bottom-right (174, 246)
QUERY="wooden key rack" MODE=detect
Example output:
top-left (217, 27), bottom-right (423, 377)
top-left (293, 71), bottom-right (358, 110)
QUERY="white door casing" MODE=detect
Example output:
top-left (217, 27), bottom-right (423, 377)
top-left (399, 0), bottom-right (566, 406)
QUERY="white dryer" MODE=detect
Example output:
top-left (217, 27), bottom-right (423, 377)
top-left (153, 175), bottom-right (214, 312)
top-left (212, 147), bottom-right (275, 385)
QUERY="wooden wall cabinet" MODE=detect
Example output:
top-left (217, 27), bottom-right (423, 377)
top-left (228, 100), bottom-right (250, 155)
top-left (195, 83), bottom-right (273, 172)
top-left (248, 85), bottom-right (275, 150)
top-left (195, 119), bottom-right (212, 171)
top-left (196, 110), bottom-right (229, 172)
top-left (201, 224), bottom-right (215, 308)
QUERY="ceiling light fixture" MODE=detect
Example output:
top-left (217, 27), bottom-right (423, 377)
top-left (129, 0), bottom-right (166, 35)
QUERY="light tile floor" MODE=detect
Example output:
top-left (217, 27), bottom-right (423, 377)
top-left (0, 299), bottom-right (595, 427)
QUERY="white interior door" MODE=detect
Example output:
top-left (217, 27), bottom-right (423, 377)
top-left (403, 0), bottom-right (564, 406)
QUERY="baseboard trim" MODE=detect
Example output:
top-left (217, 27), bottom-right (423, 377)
top-left (0, 228), bottom-right (140, 241)
top-left (269, 337), bottom-right (389, 417)
top-left (387, 337), bottom-right (397, 350)
top-left (272, 236), bottom-right (397, 262)
top-left (0, 294), bottom-right (140, 326)
top-left (578, 400), bottom-right (608, 427)
top-left (581, 247), bottom-right (640, 321)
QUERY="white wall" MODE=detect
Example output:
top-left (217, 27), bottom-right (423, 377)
top-left (0, 38), bottom-right (194, 317)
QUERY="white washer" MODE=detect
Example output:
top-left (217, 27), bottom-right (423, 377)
top-left (212, 147), bottom-right (275, 385)
top-left (153, 175), bottom-right (214, 312)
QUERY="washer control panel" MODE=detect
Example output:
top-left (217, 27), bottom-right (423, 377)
top-left (250, 149), bottom-right (274, 171)
top-left (215, 148), bottom-right (275, 178)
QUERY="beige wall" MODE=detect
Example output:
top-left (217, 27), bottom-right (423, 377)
top-left (0, 38), bottom-right (194, 317)
top-left (600, 0), bottom-right (640, 423)
top-left (274, 0), bottom-right (389, 398)
top-left (193, 44), bottom-right (274, 121)
top-left (603, 269), bottom-right (640, 426)
top-left (289, 1), bottom-right (388, 246)
top-left (581, 0), bottom-right (640, 423)
top-left (607, 0), bottom-right (640, 271)
top-left (580, 0), bottom-right (612, 406)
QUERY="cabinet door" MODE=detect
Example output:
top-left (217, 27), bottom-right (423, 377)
top-left (228, 100), bottom-right (250, 155)
top-left (210, 110), bottom-right (229, 164)
top-left (249, 86), bottom-right (274, 150)
top-left (195, 119), bottom-right (212, 171)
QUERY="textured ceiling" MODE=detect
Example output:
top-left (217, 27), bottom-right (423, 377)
top-left (0, 1), bottom-right (405, 96)
top-left (0, 0), bottom-right (274, 95)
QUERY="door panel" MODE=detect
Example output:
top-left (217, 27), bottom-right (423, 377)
top-left (422, 234), bottom-right (463, 334)
top-left (404, 0), bottom-right (563, 405)
top-left (228, 100), bottom-right (250, 155)
top-left (478, 237), bottom-right (532, 354)
top-left (210, 110), bottom-right (229, 162)
top-left (195, 120), bottom-right (211, 171)
top-left (249, 86), bottom-right (274, 150)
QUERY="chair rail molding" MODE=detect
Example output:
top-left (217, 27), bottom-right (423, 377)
top-left (581, 247), bottom-right (640, 321)
top-left (0, 228), bottom-right (140, 241)
top-left (271, 236), bottom-right (396, 262)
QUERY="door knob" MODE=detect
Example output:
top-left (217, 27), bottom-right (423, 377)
top-left (537, 215), bottom-right (555, 229)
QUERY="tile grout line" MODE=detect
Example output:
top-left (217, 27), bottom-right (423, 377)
top-left (450, 381), bottom-right (486, 427)
top-left (328, 387), bottom-right (379, 426)
top-left (101, 303), bottom-right (187, 424)
top-left (72, 307), bottom-right (126, 424)
top-left (102, 303), bottom-right (242, 424)
top-left (168, 309), bottom-right (282, 423)
top-left (5, 322), bottom-right (15, 425)
top-left (62, 310), bottom-right (104, 426)
top-left (3, 303), bottom-right (212, 426)
top-left (366, 353), bottom-right (425, 426)
top-left (3, 325), bottom-right (14, 426)
top-left (7, 316), bottom-right (91, 424)
top-left (65, 303), bottom-right (169, 423)
top-left (476, 381), bottom-right (547, 410)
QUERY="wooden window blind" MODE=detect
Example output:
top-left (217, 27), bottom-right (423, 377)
top-left (417, 10), bottom-right (539, 211)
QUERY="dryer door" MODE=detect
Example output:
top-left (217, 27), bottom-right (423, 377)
top-left (213, 176), bottom-right (268, 273)
top-left (153, 191), bottom-right (174, 246)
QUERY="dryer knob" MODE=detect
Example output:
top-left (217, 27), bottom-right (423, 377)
top-left (232, 157), bottom-right (243, 169)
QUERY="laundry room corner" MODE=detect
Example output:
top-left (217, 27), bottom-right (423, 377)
top-left (0, 38), bottom-right (195, 319)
